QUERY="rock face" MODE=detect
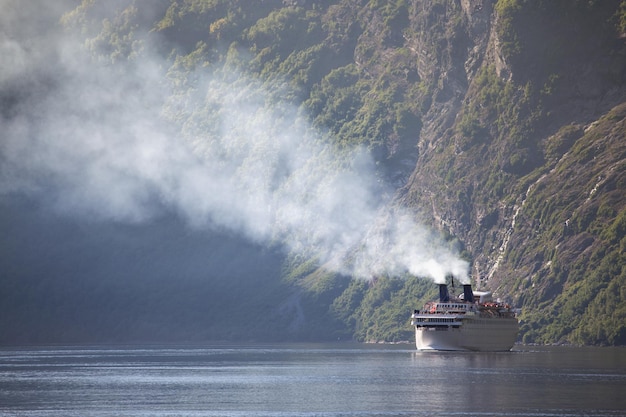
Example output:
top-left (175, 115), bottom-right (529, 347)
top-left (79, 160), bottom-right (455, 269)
top-left (398, 0), bottom-right (626, 344)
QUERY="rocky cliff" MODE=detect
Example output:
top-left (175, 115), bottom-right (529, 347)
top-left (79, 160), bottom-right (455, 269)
top-left (399, 0), bottom-right (625, 344)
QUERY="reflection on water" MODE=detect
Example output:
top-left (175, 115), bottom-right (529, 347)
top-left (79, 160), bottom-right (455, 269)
top-left (0, 344), bottom-right (624, 417)
top-left (411, 348), bottom-right (626, 415)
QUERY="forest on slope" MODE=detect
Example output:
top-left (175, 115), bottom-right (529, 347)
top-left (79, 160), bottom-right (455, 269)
top-left (1, 0), bottom-right (624, 345)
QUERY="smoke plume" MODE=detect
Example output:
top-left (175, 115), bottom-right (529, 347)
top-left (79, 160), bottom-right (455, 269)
top-left (0, 1), bottom-right (469, 283)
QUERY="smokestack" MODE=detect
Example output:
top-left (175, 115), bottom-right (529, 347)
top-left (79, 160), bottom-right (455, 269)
top-left (439, 284), bottom-right (450, 302)
top-left (463, 284), bottom-right (474, 303)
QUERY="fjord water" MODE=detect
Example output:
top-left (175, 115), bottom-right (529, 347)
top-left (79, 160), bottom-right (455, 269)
top-left (1, 344), bottom-right (624, 417)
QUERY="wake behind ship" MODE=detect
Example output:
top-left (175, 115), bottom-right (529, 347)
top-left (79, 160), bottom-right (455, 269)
top-left (410, 281), bottom-right (518, 351)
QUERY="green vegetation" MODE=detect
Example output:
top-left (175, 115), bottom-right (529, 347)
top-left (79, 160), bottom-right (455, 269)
top-left (509, 103), bottom-right (626, 346)
top-left (332, 276), bottom-right (436, 343)
top-left (494, 0), bottom-right (622, 81)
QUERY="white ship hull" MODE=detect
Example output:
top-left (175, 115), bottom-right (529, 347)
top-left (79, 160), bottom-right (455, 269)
top-left (415, 316), bottom-right (519, 351)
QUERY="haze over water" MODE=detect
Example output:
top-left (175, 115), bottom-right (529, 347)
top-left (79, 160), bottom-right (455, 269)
top-left (1, 344), bottom-right (625, 417)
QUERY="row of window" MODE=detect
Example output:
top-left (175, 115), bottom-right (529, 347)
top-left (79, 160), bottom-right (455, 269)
top-left (413, 318), bottom-right (458, 323)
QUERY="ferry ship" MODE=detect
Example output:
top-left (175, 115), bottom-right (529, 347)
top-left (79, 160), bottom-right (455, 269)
top-left (410, 281), bottom-right (518, 351)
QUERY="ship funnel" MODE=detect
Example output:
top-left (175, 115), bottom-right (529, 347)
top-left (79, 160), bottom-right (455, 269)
top-left (439, 284), bottom-right (450, 302)
top-left (463, 284), bottom-right (475, 303)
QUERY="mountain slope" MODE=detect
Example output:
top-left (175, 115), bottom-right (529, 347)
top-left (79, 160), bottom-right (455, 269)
top-left (401, 0), bottom-right (626, 344)
top-left (1, 0), bottom-right (625, 345)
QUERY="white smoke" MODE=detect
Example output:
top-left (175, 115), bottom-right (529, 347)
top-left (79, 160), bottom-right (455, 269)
top-left (0, 1), bottom-right (469, 283)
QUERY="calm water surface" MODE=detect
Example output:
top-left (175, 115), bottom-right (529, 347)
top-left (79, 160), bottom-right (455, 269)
top-left (0, 343), bottom-right (625, 416)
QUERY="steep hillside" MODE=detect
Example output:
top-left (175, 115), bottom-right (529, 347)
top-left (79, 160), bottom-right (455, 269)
top-left (401, 0), bottom-right (626, 344)
top-left (1, 0), bottom-right (625, 345)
